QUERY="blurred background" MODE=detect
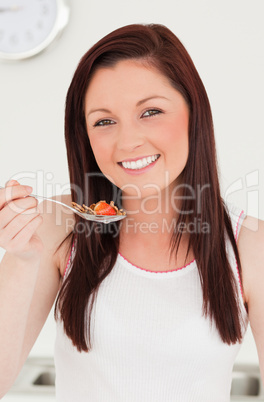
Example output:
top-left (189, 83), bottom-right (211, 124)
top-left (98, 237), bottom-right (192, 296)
top-left (0, 0), bottom-right (263, 400)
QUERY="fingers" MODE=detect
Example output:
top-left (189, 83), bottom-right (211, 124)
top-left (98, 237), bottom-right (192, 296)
top-left (0, 180), bottom-right (33, 210)
top-left (0, 182), bottom-right (39, 230)
top-left (0, 197), bottom-right (39, 228)
top-left (5, 179), bottom-right (19, 187)
top-left (0, 200), bottom-right (39, 231)
top-left (5, 215), bottom-right (43, 256)
top-left (0, 181), bottom-right (43, 257)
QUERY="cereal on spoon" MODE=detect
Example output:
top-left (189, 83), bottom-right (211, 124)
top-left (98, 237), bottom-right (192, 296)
top-left (71, 200), bottom-right (126, 216)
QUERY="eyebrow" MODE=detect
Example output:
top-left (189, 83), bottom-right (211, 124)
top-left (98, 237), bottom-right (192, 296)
top-left (86, 95), bottom-right (169, 118)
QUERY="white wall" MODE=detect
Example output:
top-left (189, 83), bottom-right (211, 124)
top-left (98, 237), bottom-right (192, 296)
top-left (0, 0), bottom-right (263, 364)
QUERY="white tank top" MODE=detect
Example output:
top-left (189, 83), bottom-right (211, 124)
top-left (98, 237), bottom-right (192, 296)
top-left (54, 203), bottom-right (248, 401)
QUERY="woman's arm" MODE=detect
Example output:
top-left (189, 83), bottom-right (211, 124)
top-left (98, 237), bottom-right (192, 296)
top-left (237, 215), bottom-right (264, 384)
top-left (0, 186), bottom-right (73, 397)
top-left (0, 239), bottom-right (60, 396)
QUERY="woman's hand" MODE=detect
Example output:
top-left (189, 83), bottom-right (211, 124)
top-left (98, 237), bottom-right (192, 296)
top-left (0, 180), bottom-right (43, 261)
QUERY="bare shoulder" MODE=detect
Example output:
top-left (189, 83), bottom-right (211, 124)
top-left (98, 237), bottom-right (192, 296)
top-left (37, 193), bottom-right (75, 277)
top-left (237, 214), bottom-right (264, 303)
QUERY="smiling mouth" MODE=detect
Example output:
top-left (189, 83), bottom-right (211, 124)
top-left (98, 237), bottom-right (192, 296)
top-left (118, 154), bottom-right (160, 170)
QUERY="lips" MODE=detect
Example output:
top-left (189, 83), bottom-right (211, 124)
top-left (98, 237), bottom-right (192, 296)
top-left (118, 154), bottom-right (160, 170)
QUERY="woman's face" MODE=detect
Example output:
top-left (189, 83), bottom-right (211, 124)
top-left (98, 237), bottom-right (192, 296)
top-left (84, 59), bottom-right (189, 200)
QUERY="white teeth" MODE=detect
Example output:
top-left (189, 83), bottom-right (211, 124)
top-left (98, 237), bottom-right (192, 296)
top-left (121, 154), bottom-right (159, 170)
top-left (136, 159), bottom-right (143, 168)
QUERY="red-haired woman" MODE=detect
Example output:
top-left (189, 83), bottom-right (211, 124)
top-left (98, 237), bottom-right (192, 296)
top-left (0, 24), bottom-right (263, 401)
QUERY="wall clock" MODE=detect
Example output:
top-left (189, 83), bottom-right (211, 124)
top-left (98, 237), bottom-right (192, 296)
top-left (0, 0), bottom-right (69, 60)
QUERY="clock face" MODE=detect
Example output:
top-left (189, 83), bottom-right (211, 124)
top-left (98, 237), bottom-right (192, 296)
top-left (0, 0), bottom-right (69, 59)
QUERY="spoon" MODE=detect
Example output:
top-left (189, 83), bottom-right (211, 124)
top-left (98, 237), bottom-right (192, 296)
top-left (0, 186), bottom-right (126, 224)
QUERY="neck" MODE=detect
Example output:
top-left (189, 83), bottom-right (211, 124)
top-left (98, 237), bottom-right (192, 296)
top-left (119, 183), bottom-right (188, 246)
top-left (118, 183), bottom-right (193, 271)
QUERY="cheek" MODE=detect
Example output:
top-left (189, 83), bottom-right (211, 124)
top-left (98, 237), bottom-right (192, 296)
top-left (162, 114), bottom-right (189, 151)
top-left (163, 117), bottom-right (189, 179)
top-left (88, 136), bottom-right (113, 173)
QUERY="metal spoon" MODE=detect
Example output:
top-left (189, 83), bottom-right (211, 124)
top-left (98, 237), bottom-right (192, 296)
top-left (0, 186), bottom-right (126, 224)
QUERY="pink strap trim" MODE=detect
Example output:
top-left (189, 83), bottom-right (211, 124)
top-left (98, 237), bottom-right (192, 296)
top-left (63, 239), bottom-right (76, 278)
top-left (118, 252), bottom-right (195, 274)
top-left (234, 210), bottom-right (245, 300)
top-left (235, 210), bottom-right (244, 242)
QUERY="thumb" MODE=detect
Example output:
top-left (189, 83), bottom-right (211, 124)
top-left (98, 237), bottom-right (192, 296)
top-left (5, 180), bottom-right (20, 187)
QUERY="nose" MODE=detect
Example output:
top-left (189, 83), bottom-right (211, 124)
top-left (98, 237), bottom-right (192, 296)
top-left (116, 122), bottom-right (145, 152)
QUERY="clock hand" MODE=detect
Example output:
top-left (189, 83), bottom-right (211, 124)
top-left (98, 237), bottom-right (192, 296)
top-left (0, 6), bottom-right (23, 13)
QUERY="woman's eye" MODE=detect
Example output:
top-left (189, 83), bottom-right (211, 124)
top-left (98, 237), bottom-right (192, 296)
top-left (142, 109), bottom-right (162, 118)
top-left (94, 119), bottom-right (115, 127)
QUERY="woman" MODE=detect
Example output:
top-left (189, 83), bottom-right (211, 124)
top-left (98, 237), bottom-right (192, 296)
top-left (0, 23), bottom-right (263, 401)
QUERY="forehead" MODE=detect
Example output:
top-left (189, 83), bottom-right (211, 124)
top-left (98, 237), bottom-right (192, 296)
top-left (84, 59), bottom-right (175, 104)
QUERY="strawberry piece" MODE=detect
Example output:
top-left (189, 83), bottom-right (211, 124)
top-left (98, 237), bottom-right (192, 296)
top-left (93, 201), bottom-right (117, 216)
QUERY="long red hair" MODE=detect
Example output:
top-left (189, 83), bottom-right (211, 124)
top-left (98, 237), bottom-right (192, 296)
top-left (55, 23), bottom-right (246, 352)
